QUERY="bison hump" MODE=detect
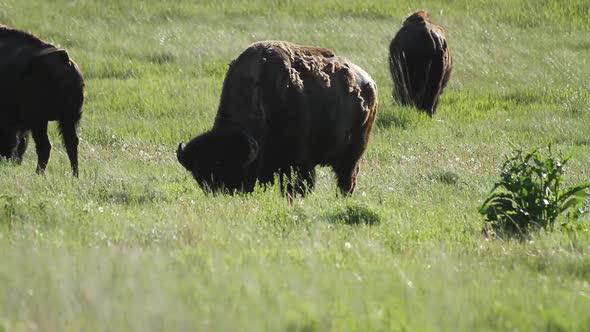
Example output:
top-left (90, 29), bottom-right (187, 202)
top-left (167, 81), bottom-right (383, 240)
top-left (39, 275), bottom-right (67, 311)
top-left (0, 25), bottom-right (64, 77)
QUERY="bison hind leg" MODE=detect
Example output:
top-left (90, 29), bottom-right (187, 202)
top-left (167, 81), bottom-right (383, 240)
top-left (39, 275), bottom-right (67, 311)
top-left (31, 123), bottom-right (51, 175)
top-left (58, 121), bottom-right (80, 177)
top-left (390, 52), bottom-right (413, 107)
top-left (419, 50), bottom-right (446, 116)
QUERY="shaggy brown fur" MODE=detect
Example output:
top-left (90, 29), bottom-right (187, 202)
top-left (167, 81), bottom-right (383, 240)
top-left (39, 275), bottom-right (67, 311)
top-left (177, 41), bottom-right (378, 197)
top-left (389, 10), bottom-right (452, 116)
top-left (0, 25), bottom-right (84, 175)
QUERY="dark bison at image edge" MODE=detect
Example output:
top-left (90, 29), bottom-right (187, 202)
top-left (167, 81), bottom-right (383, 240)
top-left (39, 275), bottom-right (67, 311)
top-left (0, 24), bottom-right (84, 176)
top-left (389, 10), bottom-right (452, 116)
top-left (177, 40), bottom-right (378, 197)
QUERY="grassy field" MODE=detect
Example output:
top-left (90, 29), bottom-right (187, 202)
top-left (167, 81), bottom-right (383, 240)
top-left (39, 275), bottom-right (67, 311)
top-left (1, 0), bottom-right (590, 330)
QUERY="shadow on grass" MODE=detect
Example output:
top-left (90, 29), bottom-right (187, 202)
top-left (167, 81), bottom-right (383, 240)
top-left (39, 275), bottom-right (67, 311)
top-left (96, 186), bottom-right (169, 205)
top-left (428, 170), bottom-right (460, 186)
top-left (376, 106), bottom-right (429, 130)
top-left (84, 60), bottom-right (143, 80)
top-left (145, 52), bottom-right (177, 64)
top-left (500, 90), bottom-right (545, 106)
top-left (287, 319), bottom-right (327, 332)
top-left (325, 202), bottom-right (381, 226)
top-left (570, 40), bottom-right (590, 51)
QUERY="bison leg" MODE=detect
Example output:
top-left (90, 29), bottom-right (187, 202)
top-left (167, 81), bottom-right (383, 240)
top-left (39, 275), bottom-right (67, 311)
top-left (279, 166), bottom-right (316, 198)
top-left (59, 122), bottom-right (80, 177)
top-left (31, 123), bottom-right (51, 174)
top-left (390, 52), bottom-right (413, 106)
top-left (14, 131), bottom-right (29, 164)
top-left (419, 51), bottom-right (445, 116)
top-left (333, 160), bottom-right (360, 196)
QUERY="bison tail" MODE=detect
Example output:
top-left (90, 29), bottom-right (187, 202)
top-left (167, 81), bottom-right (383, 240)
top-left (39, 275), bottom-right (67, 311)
top-left (390, 52), bottom-right (413, 107)
top-left (420, 50), bottom-right (445, 117)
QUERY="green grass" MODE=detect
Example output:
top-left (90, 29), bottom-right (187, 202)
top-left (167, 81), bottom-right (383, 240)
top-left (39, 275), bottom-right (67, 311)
top-left (1, 0), bottom-right (590, 331)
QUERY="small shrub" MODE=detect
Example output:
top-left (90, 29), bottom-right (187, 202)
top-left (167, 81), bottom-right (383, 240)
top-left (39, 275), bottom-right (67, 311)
top-left (479, 145), bottom-right (590, 237)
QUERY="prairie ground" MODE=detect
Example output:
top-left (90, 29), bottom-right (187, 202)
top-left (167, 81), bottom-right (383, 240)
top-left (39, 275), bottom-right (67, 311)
top-left (0, 0), bottom-right (589, 331)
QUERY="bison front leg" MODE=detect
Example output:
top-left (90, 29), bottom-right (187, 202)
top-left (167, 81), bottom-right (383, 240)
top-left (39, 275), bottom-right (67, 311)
top-left (31, 123), bottom-right (51, 175)
top-left (59, 122), bottom-right (80, 177)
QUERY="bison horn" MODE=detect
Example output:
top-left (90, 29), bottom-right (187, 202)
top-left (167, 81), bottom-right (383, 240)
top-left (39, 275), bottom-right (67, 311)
top-left (241, 135), bottom-right (259, 167)
top-left (176, 143), bottom-right (186, 167)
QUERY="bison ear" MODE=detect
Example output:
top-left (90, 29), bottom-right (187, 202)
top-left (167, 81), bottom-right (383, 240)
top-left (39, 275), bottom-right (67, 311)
top-left (235, 133), bottom-right (259, 167)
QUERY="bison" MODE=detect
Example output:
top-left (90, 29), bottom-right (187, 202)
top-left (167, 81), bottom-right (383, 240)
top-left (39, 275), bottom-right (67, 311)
top-left (389, 10), bottom-right (452, 116)
top-left (0, 25), bottom-right (84, 176)
top-left (177, 41), bottom-right (378, 197)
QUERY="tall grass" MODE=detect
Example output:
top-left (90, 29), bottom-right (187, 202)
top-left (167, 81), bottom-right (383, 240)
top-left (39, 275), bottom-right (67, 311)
top-left (1, 0), bottom-right (589, 331)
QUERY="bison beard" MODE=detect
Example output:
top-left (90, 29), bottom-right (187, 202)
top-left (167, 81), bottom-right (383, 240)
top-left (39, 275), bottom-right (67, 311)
top-left (177, 41), bottom-right (379, 197)
top-left (389, 10), bottom-right (452, 116)
top-left (0, 25), bottom-right (84, 176)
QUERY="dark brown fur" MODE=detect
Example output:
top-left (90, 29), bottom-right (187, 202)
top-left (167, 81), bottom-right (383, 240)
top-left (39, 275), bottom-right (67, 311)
top-left (177, 41), bottom-right (378, 197)
top-left (0, 25), bottom-right (84, 175)
top-left (389, 10), bottom-right (452, 116)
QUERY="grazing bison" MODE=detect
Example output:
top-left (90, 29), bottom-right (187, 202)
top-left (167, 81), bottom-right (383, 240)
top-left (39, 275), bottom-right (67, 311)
top-left (389, 10), bottom-right (452, 116)
top-left (0, 24), bottom-right (84, 176)
top-left (177, 41), bottom-right (378, 197)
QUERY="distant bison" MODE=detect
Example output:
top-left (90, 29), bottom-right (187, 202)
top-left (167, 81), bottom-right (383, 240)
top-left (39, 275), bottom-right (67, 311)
top-left (0, 25), bottom-right (84, 176)
top-left (389, 10), bottom-right (452, 116)
top-left (177, 41), bottom-right (378, 197)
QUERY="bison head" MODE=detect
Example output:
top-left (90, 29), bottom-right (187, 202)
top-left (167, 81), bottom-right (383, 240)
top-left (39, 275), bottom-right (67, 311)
top-left (177, 129), bottom-right (259, 193)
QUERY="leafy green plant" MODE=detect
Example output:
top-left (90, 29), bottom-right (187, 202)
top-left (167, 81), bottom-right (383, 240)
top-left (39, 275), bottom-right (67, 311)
top-left (479, 145), bottom-right (590, 236)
